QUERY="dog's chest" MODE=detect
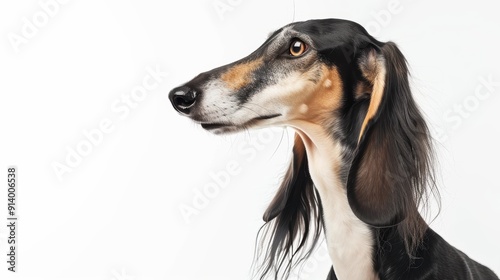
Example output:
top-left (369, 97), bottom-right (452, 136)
top-left (307, 147), bottom-right (379, 280)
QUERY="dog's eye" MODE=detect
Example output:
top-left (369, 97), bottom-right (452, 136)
top-left (289, 40), bottom-right (307, 57)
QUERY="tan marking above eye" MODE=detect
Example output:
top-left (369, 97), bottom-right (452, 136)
top-left (290, 40), bottom-right (306, 57)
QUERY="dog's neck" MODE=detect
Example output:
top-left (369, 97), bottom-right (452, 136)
top-left (291, 122), bottom-right (379, 280)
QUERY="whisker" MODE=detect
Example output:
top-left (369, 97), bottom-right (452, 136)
top-left (245, 102), bottom-right (275, 115)
top-left (240, 105), bottom-right (264, 118)
top-left (213, 104), bottom-right (233, 124)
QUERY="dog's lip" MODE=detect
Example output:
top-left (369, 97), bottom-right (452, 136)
top-left (251, 113), bottom-right (282, 121)
top-left (200, 114), bottom-right (282, 130)
top-left (200, 123), bottom-right (229, 130)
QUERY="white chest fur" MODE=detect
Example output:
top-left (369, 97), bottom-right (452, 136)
top-left (303, 137), bottom-right (378, 280)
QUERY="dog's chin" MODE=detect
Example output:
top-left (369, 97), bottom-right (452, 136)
top-left (200, 123), bottom-right (241, 134)
top-left (198, 114), bottom-right (282, 135)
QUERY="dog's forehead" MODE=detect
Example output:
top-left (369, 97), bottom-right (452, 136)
top-left (261, 26), bottom-right (289, 55)
top-left (263, 26), bottom-right (312, 54)
top-left (270, 25), bottom-right (305, 40)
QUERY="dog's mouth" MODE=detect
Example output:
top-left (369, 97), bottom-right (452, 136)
top-left (200, 114), bottom-right (281, 133)
top-left (200, 123), bottom-right (229, 130)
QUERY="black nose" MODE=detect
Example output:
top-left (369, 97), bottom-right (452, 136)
top-left (169, 85), bottom-right (198, 115)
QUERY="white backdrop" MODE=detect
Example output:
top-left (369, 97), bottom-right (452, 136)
top-left (1, 0), bottom-right (499, 279)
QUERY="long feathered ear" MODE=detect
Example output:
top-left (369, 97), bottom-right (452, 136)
top-left (346, 42), bottom-right (434, 228)
top-left (256, 134), bottom-right (323, 279)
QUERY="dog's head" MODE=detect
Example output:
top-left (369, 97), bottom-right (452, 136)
top-left (170, 18), bottom-right (436, 278)
top-left (169, 19), bottom-right (383, 135)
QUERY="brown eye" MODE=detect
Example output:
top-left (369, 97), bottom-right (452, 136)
top-left (289, 40), bottom-right (307, 57)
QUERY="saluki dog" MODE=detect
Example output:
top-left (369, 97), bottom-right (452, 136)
top-left (169, 19), bottom-right (499, 280)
